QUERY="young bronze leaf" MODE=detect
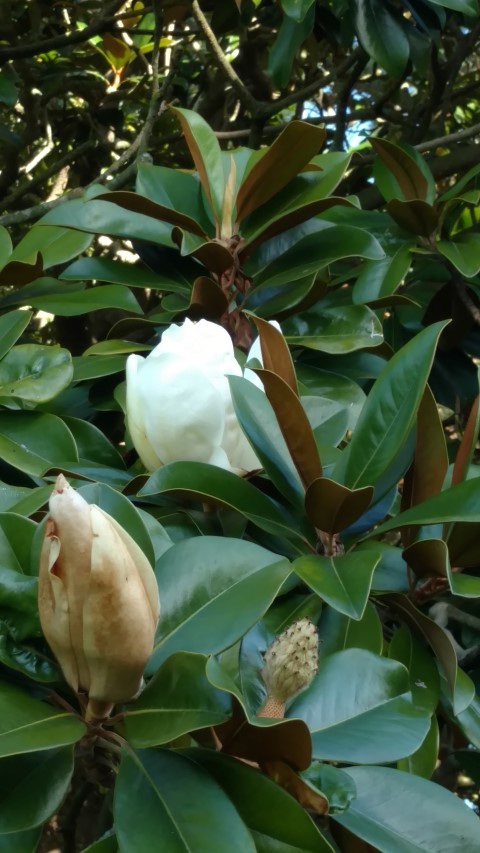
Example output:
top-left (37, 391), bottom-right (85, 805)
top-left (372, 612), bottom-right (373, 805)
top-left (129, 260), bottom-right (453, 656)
top-left (387, 199), bottom-right (438, 237)
top-left (172, 107), bottom-right (225, 228)
top-left (214, 699), bottom-right (312, 771)
top-left (305, 478), bottom-right (373, 534)
top-left (262, 760), bottom-right (329, 815)
top-left (452, 396), bottom-right (480, 487)
top-left (371, 139), bottom-right (428, 201)
top-left (255, 368), bottom-right (322, 489)
top-left (189, 276), bottom-right (228, 318)
top-left (249, 315), bottom-right (298, 394)
top-left (408, 385), bottom-right (448, 508)
top-left (235, 122), bottom-right (326, 223)
top-left (403, 538), bottom-right (449, 580)
top-left (96, 191), bottom-right (208, 238)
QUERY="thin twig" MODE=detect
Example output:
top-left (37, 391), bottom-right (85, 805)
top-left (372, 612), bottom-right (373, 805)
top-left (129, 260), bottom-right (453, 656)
top-left (0, 0), bottom-right (125, 64)
top-left (191, 0), bottom-right (258, 114)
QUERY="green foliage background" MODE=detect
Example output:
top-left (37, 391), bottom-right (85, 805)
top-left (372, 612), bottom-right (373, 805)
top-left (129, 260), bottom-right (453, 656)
top-left (1, 1), bottom-right (480, 850)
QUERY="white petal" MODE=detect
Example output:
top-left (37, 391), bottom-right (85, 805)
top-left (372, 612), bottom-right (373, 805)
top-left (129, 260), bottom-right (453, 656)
top-left (136, 352), bottom-right (227, 465)
top-left (126, 354), bottom-right (163, 471)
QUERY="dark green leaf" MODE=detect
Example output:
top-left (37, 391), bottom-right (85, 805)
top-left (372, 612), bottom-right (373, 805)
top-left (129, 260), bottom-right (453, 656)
top-left (186, 748), bottom-right (334, 852)
top-left (172, 107), bottom-right (225, 228)
top-left (283, 304), bottom-right (383, 354)
top-left (335, 322), bottom-right (446, 489)
top-left (289, 648), bottom-right (431, 763)
top-left (0, 681), bottom-right (85, 756)
top-left (140, 461), bottom-right (307, 542)
top-left (293, 552), bottom-right (380, 620)
top-left (150, 536), bottom-right (291, 669)
top-left (0, 411), bottom-right (78, 476)
top-left (115, 748), bottom-right (256, 853)
top-left (0, 747), bottom-right (74, 832)
top-left (0, 310), bottom-right (33, 361)
top-left (333, 765), bottom-right (480, 852)
top-left (354, 0), bottom-right (409, 75)
top-left (229, 376), bottom-right (305, 509)
top-left (122, 652), bottom-right (231, 746)
top-left (0, 345), bottom-right (73, 403)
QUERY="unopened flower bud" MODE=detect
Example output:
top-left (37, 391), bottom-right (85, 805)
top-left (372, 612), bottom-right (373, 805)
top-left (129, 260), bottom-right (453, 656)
top-left (258, 619), bottom-right (319, 718)
top-left (38, 475), bottom-right (160, 719)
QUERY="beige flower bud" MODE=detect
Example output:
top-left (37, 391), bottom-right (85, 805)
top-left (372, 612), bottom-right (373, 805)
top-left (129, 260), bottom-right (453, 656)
top-left (38, 475), bottom-right (160, 716)
top-left (258, 619), bottom-right (319, 718)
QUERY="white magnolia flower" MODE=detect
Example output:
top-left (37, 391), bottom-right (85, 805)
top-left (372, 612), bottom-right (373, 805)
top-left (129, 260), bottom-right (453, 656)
top-left (126, 318), bottom-right (277, 474)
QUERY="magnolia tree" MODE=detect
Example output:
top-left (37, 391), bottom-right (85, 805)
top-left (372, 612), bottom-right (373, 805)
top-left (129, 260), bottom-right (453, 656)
top-left (1, 2), bottom-right (480, 853)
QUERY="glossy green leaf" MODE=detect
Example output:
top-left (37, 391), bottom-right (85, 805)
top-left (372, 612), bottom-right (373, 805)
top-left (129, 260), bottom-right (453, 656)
top-left (0, 681), bottom-right (85, 756)
top-left (229, 376), bottom-right (305, 509)
top-left (336, 322), bottom-right (446, 489)
top-left (0, 345), bottom-right (73, 403)
top-left (428, 0), bottom-right (477, 13)
top-left (27, 283), bottom-right (142, 316)
top-left (300, 762), bottom-right (356, 815)
top-left (0, 747), bottom-right (74, 833)
top-left (283, 304), bottom-right (383, 354)
top-left (115, 748), bottom-right (256, 853)
top-left (122, 652), bottom-right (231, 746)
top-left (136, 161), bottom-right (212, 231)
top-left (0, 310), bottom-right (33, 361)
top-left (62, 416), bottom-right (125, 468)
top-left (0, 565), bottom-right (38, 638)
top-left (187, 748), bottom-right (334, 852)
top-left (0, 225), bottom-right (12, 265)
top-left (237, 120), bottom-right (324, 222)
top-left (0, 411), bottom-right (78, 476)
top-left (11, 224), bottom-right (92, 267)
top-left (0, 624), bottom-right (58, 683)
top-left (61, 256), bottom-right (189, 294)
top-left (373, 476), bottom-right (480, 535)
top-left (254, 225), bottom-right (384, 288)
top-left (0, 828), bottom-right (41, 853)
top-left (140, 461), bottom-right (307, 542)
top-left (333, 765), bottom-right (480, 852)
top-left (353, 245), bottom-right (412, 304)
top-left (0, 512), bottom-right (36, 575)
top-left (150, 536), bottom-right (291, 669)
top-left (437, 234), bottom-right (480, 277)
top-left (172, 107), bottom-right (225, 228)
top-left (371, 139), bottom-right (430, 201)
top-left (40, 197), bottom-right (174, 246)
top-left (293, 552), bottom-right (381, 620)
top-left (73, 353), bottom-right (126, 381)
top-left (80, 832), bottom-right (118, 853)
top-left (318, 602), bottom-right (383, 658)
top-left (289, 649), bottom-right (431, 763)
top-left (281, 0), bottom-right (315, 21)
top-left (267, 3), bottom-right (315, 89)
top-left (389, 625), bottom-right (440, 713)
top-left (383, 594), bottom-right (474, 715)
top-left (354, 0), bottom-right (409, 76)
top-left (98, 189), bottom-right (208, 237)
top-left (296, 365), bottom-right (366, 431)
top-left (397, 715), bottom-right (439, 779)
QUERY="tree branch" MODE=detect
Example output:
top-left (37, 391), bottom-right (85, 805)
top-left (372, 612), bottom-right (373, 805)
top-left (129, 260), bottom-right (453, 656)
top-left (0, 0), bottom-right (125, 64)
top-left (191, 0), bottom-right (258, 115)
